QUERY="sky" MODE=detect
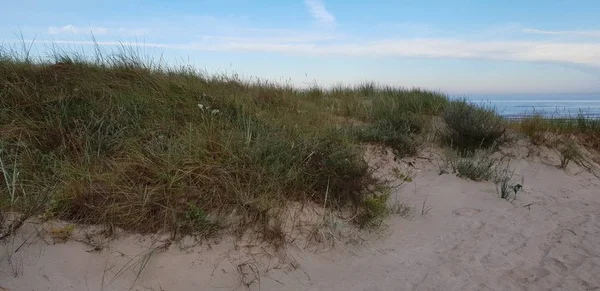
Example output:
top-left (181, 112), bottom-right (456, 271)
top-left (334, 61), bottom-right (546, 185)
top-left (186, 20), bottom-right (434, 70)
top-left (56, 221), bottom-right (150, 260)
top-left (1, 0), bottom-right (600, 95)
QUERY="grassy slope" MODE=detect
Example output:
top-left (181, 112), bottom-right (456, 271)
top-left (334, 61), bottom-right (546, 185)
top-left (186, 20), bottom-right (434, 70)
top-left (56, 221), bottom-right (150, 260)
top-left (0, 50), bottom-right (456, 238)
top-left (3, 48), bottom-right (594, 240)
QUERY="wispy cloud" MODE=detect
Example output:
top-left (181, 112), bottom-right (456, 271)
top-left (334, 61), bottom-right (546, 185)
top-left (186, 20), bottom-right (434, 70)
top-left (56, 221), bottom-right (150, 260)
top-left (27, 20), bottom-right (600, 69)
top-left (216, 39), bottom-right (600, 67)
top-left (304, 0), bottom-right (336, 25)
top-left (48, 25), bottom-right (147, 37)
top-left (48, 25), bottom-right (109, 35)
top-left (523, 28), bottom-right (600, 37)
top-left (24, 37), bottom-right (600, 68)
top-left (198, 31), bottom-right (343, 43)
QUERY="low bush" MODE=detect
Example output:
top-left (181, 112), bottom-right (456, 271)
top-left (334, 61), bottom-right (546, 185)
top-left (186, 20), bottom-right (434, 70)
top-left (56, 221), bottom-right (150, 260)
top-left (443, 100), bottom-right (507, 150)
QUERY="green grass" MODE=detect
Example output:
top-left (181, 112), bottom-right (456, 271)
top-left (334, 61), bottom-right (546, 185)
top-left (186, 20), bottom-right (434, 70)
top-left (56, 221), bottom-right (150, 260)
top-left (444, 148), bottom-right (523, 201)
top-left (0, 43), bottom-right (535, 240)
top-left (0, 52), bottom-right (376, 237)
top-left (354, 118), bottom-right (421, 157)
top-left (444, 99), bottom-right (507, 151)
top-left (444, 149), bottom-right (511, 182)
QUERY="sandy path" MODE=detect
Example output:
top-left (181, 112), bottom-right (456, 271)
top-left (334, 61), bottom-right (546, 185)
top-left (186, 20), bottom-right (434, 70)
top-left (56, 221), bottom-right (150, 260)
top-left (2, 145), bottom-right (600, 291)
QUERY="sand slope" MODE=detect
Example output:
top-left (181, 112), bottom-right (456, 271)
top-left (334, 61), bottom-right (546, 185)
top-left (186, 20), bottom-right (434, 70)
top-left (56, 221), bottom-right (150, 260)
top-left (2, 142), bottom-right (600, 291)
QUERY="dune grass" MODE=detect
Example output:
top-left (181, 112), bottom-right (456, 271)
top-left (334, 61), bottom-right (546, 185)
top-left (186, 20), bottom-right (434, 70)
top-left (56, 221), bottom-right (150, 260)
top-left (443, 149), bottom-right (513, 182)
top-left (0, 44), bottom-right (461, 240)
top-left (443, 99), bottom-right (507, 151)
top-left (515, 113), bottom-right (600, 150)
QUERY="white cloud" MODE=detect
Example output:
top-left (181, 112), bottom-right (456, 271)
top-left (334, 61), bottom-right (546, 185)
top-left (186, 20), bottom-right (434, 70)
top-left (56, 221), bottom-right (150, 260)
top-left (28, 21), bottom-right (600, 69)
top-left (48, 25), bottom-right (109, 35)
top-left (199, 32), bottom-right (343, 43)
top-left (523, 28), bottom-right (600, 37)
top-left (28, 37), bottom-right (600, 68)
top-left (221, 39), bottom-right (600, 67)
top-left (47, 25), bottom-right (148, 37)
top-left (304, 0), bottom-right (336, 25)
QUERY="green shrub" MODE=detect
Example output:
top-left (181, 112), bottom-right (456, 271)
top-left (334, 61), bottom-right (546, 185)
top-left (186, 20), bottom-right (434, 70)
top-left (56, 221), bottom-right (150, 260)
top-left (444, 100), bottom-right (507, 150)
top-left (355, 186), bottom-right (391, 228)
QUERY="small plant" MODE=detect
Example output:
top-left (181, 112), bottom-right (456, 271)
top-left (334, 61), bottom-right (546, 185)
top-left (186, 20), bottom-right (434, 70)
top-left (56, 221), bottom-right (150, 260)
top-left (180, 204), bottom-right (218, 235)
top-left (558, 140), bottom-right (582, 169)
top-left (496, 177), bottom-right (523, 201)
top-left (420, 193), bottom-right (432, 216)
top-left (493, 163), bottom-right (522, 201)
top-left (356, 186), bottom-right (391, 228)
top-left (49, 224), bottom-right (75, 242)
top-left (390, 199), bottom-right (413, 218)
top-left (445, 150), bottom-right (503, 181)
top-left (444, 100), bottom-right (507, 150)
top-left (391, 167), bottom-right (413, 182)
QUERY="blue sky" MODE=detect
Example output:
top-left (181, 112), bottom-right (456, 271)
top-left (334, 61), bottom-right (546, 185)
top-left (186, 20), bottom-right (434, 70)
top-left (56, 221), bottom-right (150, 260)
top-left (2, 0), bottom-right (600, 95)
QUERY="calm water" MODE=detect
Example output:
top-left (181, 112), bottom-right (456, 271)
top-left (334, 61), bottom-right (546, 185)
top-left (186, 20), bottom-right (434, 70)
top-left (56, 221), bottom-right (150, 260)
top-left (459, 94), bottom-right (600, 119)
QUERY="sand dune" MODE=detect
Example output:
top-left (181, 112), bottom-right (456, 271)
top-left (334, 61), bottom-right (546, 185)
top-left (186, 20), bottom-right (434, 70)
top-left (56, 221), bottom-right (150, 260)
top-left (2, 141), bottom-right (600, 291)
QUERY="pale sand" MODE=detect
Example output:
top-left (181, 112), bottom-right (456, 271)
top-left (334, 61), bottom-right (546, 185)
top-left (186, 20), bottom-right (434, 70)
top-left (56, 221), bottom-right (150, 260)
top-left (2, 141), bottom-right (600, 291)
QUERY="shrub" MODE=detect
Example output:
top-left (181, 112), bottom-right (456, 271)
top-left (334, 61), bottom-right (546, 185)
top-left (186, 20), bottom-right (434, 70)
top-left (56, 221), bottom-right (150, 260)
top-left (444, 100), bottom-right (507, 150)
top-left (355, 186), bottom-right (391, 228)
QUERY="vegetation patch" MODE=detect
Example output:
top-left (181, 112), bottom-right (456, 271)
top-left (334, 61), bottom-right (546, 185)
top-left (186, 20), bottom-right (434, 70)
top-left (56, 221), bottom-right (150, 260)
top-left (354, 118), bottom-right (421, 158)
top-left (443, 100), bottom-right (507, 151)
top-left (444, 150), bottom-right (507, 182)
top-left (0, 45), bottom-right (457, 241)
top-left (3, 43), bottom-right (589, 242)
top-left (515, 113), bottom-right (600, 151)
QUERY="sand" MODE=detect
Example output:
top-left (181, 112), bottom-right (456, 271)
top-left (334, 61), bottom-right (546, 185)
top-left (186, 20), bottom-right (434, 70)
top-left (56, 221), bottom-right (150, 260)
top-left (2, 140), bottom-right (600, 291)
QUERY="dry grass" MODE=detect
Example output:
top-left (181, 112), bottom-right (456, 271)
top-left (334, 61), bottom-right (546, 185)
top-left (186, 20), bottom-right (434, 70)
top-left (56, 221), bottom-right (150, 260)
top-left (514, 114), bottom-right (600, 151)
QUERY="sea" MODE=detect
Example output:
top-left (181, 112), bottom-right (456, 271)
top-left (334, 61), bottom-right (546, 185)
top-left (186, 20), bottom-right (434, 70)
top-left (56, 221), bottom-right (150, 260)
top-left (458, 94), bottom-right (600, 119)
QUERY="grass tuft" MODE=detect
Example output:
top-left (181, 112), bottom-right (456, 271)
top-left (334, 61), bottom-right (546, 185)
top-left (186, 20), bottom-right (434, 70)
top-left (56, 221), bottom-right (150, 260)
top-left (445, 150), bottom-right (505, 182)
top-left (355, 186), bottom-right (391, 228)
top-left (354, 118), bottom-right (421, 157)
top-left (443, 100), bottom-right (507, 151)
top-left (558, 139), bottom-right (582, 169)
